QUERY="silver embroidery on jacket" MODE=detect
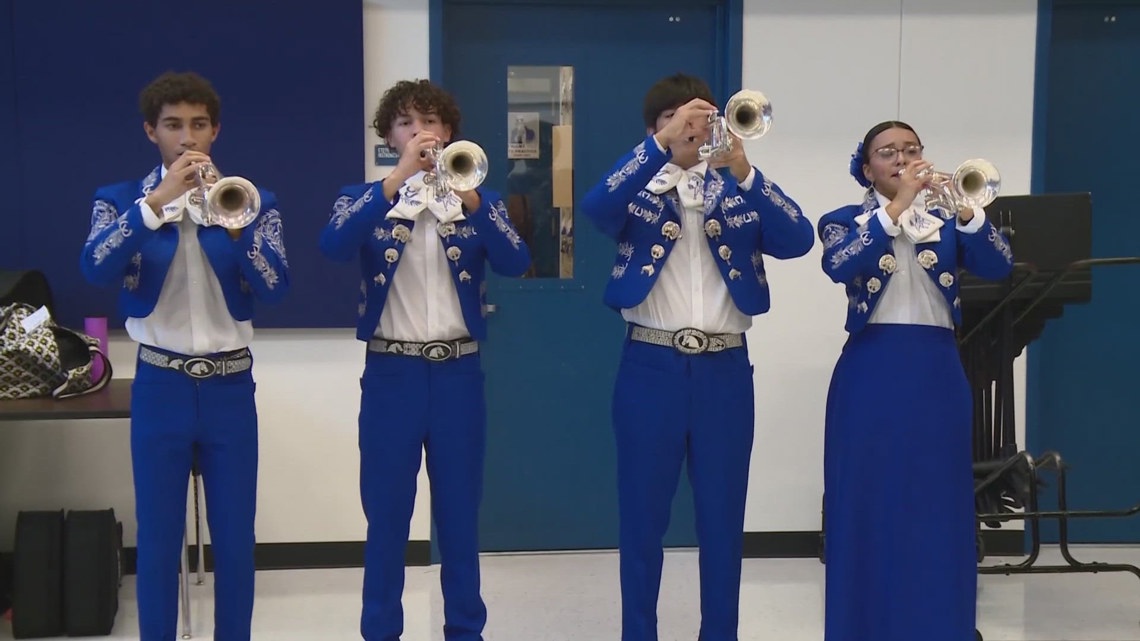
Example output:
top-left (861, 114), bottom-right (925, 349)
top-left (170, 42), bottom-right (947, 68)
top-left (762, 178), bottom-right (800, 220)
top-left (246, 212), bottom-right (284, 290)
top-left (88, 200), bottom-right (119, 242)
top-left (821, 222), bottom-right (848, 249)
top-left (330, 195), bottom-right (355, 230)
top-left (612, 242), bottom-right (636, 279)
top-left (92, 218), bottom-right (133, 266)
top-left (488, 200), bottom-right (522, 249)
top-left (605, 142), bottom-right (648, 192)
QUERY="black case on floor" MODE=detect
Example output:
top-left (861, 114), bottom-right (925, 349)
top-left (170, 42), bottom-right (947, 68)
top-left (11, 510), bottom-right (64, 639)
top-left (63, 509), bottom-right (123, 636)
top-left (11, 508), bottom-right (123, 638)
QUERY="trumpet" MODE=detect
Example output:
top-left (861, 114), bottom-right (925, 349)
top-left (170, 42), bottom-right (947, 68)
top-left (914, 158), bottom-right (1001, 211)
top-left (420, 140), bottom-right (488, 192)
top-left (187, 163), bottom-right (260, 229)
top-left (698, 89), bottom-right (773, 161)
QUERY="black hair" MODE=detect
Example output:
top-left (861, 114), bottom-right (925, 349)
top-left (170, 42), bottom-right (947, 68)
top-left (860, 120), bottom-right (920, 162)
top-left (642, 73), bottom-right (716, 129)
top-left (139, 71), bottom-right (220, 127)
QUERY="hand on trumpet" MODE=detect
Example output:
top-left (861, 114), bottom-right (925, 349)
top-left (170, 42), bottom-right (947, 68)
top-left (450, 188), bottom-right (480, 213)
top-left (886, 159), bottom-right (933, 223)
top-left (145, 151), bottom-right (212, 214)
top-left (707, 133), bottom-right (752, 183)
top-left (653, 98), bottom-right (717, 150)
top-left (383, 131), bottom-right (442, 201)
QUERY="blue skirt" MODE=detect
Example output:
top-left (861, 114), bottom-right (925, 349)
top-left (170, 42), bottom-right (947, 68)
top-left (824, 324), bottom-right (976, 641)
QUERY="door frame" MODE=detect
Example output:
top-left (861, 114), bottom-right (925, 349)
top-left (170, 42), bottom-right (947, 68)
top-left (1025, 0), bottom-right (1051, 456)
top-left (429, 0), bottom-right (744, 105)
top-left (426, 0), bottom-right (744, 555)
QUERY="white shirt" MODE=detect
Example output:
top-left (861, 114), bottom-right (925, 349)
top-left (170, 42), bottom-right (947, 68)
top-left (867, 190), bottom-right (985, 328)
top-left (127, 165), bottom-right (254, 356)
top-left (621, 146), bottom-right (757, 335)
top-left (376, 206), bottom-right (468, 342)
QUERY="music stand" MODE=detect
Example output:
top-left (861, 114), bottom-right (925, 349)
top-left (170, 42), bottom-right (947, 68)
top-left (959, 192), bottom-right (1140, 583)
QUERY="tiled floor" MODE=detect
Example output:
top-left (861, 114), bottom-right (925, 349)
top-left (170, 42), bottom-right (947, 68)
top-left (4, 546), bottom-right (1139, 640)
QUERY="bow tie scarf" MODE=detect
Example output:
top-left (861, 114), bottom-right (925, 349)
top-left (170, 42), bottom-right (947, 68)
top-left (387, 171), bottom-right (466, 223)
top-left (898, 208), bottom-right (944, 243)
top-left (646, 165), bottom-right (707, 210)
top-left (859, 187), bottom-right (944, 243)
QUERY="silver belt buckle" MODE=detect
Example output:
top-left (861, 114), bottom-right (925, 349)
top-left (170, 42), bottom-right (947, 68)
top-left (671, 328), bottom-right (711, 355)
top-left (183, 357), bottom-right (220, 379)
top-left (421, 341), bottom-right (455, 362)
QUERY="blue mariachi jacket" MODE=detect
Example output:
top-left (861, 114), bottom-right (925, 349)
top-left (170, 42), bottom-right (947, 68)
top-left (580, 135), bottom-right (815, 314)
top-left (318, 182), bottom-right (532, 341)
top-left (79, 166), bottom-right (290, 321)
top-left (817, 188), bottom-right (1014, 333)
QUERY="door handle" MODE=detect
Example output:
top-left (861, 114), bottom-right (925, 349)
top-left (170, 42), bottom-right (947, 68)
top-left (483, 303), bottom-right (497, 315)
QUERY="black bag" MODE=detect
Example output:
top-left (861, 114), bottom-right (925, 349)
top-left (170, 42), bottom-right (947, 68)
top-left (63, 509), bottom-right (123, 636)
top-left (0, 270), bottom-right (54, 316)
top-left (11, 511), bottom-right (64, 639)
top-left (0, 553), bottom-right (12, 618)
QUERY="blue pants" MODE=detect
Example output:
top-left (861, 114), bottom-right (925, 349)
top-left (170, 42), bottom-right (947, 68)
top-left (358, 350), bottom-right (487, 641)
top-left (824, 324), bottom-right (975, 641)
top-left (131, 346), bottom-right (258, 641)
top-left (613, 336), bottom-right (755, 641)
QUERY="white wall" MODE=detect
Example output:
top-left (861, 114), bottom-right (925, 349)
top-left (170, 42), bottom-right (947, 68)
top-left (0, 0), bottom-right (1036, 551)
top-left (739, 0), bottom-right (1035, 531)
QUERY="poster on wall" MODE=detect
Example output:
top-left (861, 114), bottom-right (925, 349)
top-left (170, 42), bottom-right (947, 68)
top-left (507, 112), bottom-right (540, 159)
top-left (374, 142), bottom-right (399, 166)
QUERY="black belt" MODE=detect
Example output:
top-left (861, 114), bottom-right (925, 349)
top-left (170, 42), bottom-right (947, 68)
top-left (368, 337), bottom-right (479, 362)
top-left (138, 345), bottom-right (253, 379)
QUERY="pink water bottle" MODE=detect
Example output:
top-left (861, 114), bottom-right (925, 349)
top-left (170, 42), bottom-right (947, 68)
top-left (84, 317), bottom-right (108, 381)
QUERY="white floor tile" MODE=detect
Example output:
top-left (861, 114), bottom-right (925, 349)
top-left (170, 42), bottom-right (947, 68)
top-left (3, 546), bottom-right (1139, 640)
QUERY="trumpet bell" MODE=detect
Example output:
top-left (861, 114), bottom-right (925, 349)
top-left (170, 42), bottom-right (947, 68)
top-left (433, 140), bottom-right (488, 192)
top-left (919, 158), bottom-right (1001, 212)
top-left (724, 89), bottom-right (772, 140)
top-left (205, 176), bottom-right (260, 229)
top-left (698, 88), bottom-right (773, 161)
top-left (953, 158), bottom-right (1001, 209)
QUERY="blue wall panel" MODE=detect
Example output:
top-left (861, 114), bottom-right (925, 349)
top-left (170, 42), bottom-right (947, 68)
top-left (10, 0), bottom-right (364, 328)
top-left (1029, 0), bottom-right (1140, 542)
top-left (0, 0), bottom-right (22, 272)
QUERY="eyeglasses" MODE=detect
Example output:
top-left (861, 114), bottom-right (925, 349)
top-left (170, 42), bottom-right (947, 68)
top-left (872, 145), bottom-right (924, 162)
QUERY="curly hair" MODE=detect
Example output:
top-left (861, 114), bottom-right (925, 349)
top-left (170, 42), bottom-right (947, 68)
top-left (371, 79), bottom-right (462, 140)
top-left (139, 71), bottom-right (221, 127)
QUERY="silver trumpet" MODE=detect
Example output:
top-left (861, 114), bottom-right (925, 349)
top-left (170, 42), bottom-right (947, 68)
top-left (187, 163), bottom-right (261, 229)
top-left (421, 140), bottom-right (488, 192)
top-left (698, 89), bottom-right (773, 161)
top-left (915, 158), bottom-right (1001, 211)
